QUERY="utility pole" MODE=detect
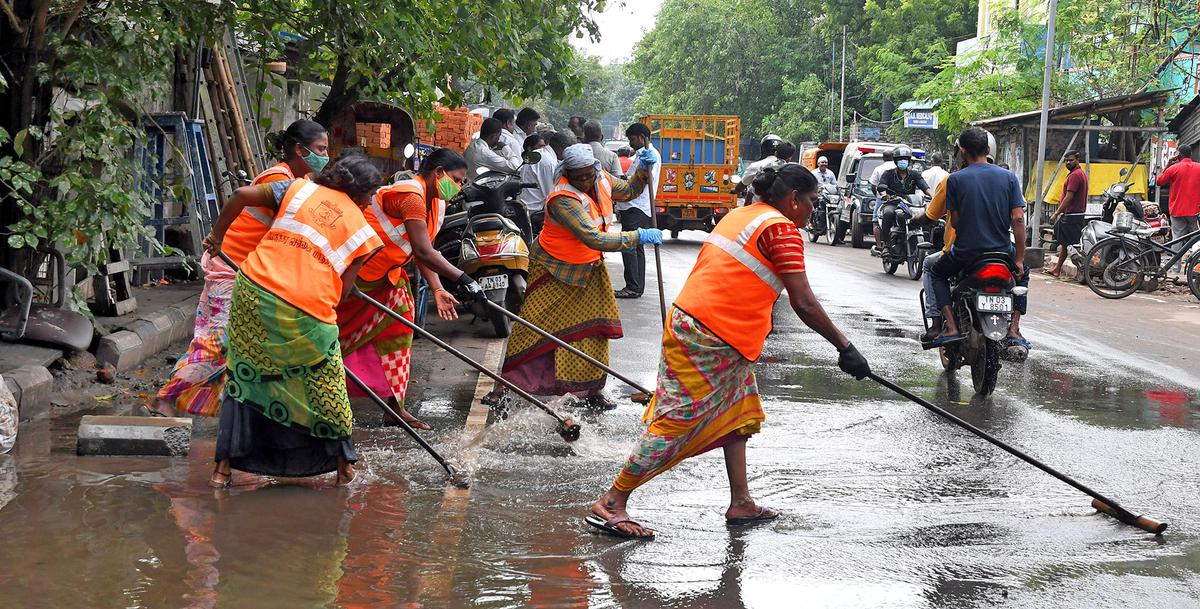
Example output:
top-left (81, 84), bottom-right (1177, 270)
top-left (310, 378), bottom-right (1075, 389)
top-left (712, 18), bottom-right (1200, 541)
top-left (1030, 0), bottom-right (1058, 262)
top-left (830, 35), bottom-right (836, 139)
top-left (839, 25), bottom-right (847, 141)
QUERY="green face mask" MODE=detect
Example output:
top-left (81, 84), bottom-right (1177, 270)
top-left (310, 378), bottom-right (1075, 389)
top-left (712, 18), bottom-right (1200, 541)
top-left (437, 175), bottom-right (462, 200)
top-left (301, 146), bottom-right (330, 173)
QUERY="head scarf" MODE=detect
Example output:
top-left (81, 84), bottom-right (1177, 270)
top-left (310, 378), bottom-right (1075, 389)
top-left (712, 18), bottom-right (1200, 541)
top-left (555, 143), bottom-right (600, 180)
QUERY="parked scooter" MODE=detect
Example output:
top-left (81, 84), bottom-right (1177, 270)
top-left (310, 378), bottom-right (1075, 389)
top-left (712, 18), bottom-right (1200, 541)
top-left (433, 154), bottom-right (540, 337)
top-left (921, 252), bottom-right (1026, 397)
top-left (1068, 172), bottom-right (1167, 284)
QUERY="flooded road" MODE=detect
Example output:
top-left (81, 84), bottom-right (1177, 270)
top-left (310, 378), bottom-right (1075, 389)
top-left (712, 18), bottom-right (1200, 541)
top-left (1, 232), bottom-right (1198, 608)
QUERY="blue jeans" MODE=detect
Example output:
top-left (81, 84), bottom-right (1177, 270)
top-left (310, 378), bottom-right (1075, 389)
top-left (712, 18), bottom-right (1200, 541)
top-left (921, 251), bottom-right (942, 318)
top-left (930, 247), bottom-right (1029, 314)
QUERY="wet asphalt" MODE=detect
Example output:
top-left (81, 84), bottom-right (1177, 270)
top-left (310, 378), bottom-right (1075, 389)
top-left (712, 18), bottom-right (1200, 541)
top-left (0, 230), bottom-right (1197, 609)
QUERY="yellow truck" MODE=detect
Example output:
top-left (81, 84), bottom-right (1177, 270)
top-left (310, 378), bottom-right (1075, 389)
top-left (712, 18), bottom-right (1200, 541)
top-left (640, 114), bottom-right (741, 237)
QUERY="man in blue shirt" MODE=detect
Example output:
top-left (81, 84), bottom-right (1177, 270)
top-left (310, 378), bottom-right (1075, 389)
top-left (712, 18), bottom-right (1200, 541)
top-left (928, 127), bottom-right (1028, 345)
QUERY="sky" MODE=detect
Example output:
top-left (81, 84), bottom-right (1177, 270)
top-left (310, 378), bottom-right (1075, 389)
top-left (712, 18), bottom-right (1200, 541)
top-left (573, 0), bottom-right (664, 64)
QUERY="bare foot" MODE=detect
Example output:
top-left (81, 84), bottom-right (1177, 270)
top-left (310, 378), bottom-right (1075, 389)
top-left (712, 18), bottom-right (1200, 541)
top-left (1045, 267), bottom-right (1061, 277)
top-left (146, 398), bottom-right (177, 418)
top-left (335, 459), bottom-right (356, 486)
top-left (725, 498), bottom-right (775, 521)
top-left (590, 491), bottom-right (654, 538)
top-left (399, 408), bottom-right (431, 431)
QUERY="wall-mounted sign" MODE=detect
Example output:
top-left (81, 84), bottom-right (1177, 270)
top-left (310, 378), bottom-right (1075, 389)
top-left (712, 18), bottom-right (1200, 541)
top-left (904, 110), bottom-right (939, 130)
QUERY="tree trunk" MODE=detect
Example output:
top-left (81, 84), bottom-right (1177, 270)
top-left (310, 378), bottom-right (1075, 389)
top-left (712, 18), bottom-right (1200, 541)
top-left (313, 56), bottom-right (358, 127)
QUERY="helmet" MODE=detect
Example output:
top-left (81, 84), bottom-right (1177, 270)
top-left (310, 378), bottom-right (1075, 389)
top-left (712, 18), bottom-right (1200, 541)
top-left (760, 133), bottom-right (782, 156)
top-left (892, 144), bottom-right (913, 160)
top-left (953, 128), bottom-right (997, 163)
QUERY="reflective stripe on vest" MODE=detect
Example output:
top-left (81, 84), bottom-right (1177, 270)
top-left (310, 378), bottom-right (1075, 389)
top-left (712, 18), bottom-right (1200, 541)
top-left (369, 196), bottom-right (413, 256)
top-left (703, 211), bottom-right (787, 293)
top-left (245, 207), bottom-right (273, 226)
top-left (268, 181), bottom-right (378, 275)
top-left (672, 203), bottom-right (791, 361)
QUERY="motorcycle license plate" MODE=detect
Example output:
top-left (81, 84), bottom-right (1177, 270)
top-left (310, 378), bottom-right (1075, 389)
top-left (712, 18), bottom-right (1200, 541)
top-left (681, 208), bottom-right (698, 219)
top-left (976, 294), bottom-right (1012, 312)
top-left (479, 274), bottom-right (509, 291)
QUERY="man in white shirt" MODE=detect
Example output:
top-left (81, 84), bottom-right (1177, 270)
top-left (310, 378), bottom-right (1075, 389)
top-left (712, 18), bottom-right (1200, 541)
top-left (519, 132), bottom-right (559, 237)
top-left (493, 108), bottom-right (523, 158)
top-left (514, 108), bottom-right (539, 144)
top-left (921, 152), bottom-right (949, 193)
top-left (614, 122), bottom-right (661, 298)
top-left (465, 118), bottom-right (521, 176)
top-left (583, 120), bottom-right (621, 176)
top-left (815, 156), bottom-right (837, 186)
top-left (739, 141), bottom-right (796, 204)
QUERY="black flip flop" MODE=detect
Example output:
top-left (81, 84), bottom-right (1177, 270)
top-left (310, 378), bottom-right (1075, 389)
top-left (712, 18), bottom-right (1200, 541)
top-left (726, 506), bottom-right (779, 526)
top-left (585, 514), bottom-right (655, 540)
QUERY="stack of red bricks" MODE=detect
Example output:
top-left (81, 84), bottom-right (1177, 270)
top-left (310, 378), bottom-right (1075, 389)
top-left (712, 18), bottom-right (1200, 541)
top-left (355, 122), bottom-right (392, 149)
top-left (414, 106), bottom-right (484, 153)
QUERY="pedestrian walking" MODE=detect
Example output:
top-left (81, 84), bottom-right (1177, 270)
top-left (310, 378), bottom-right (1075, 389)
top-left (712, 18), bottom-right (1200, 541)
top-left (1047, 150), bottom-right (1088, 277)
top-left (519, 133), bottom-right (558, 238)
top-left (614, 123), bottom-right (660, 299)
top-left (149, 120), bottom-right (328, 418)
top-left (583, 121), bottom-right (621, 176)
top-left (336, 148), bottom-right (485, 432)
top-left (921, 152), bottom-right (949, 193)
top-left (586, 164), bottom-right (870, 540)
top-left (1156, 144), bottom-right (1200, 241)
top-left (206, 154), bottom-right (385, 488)
top-left (498, 144), bottom-right (660, 411)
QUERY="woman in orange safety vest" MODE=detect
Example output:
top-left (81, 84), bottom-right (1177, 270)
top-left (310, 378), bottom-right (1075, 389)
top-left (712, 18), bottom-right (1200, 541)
top-left (336, 147), bottom-right (485, 431)
top-left (149, 120), bottom-right (329, 418)
top-left (587, 163), bottom-right (872, 540)
top-left (204, 154), bottom-right (384, 487)
top-left (500, 143), bottom-right (660, 411)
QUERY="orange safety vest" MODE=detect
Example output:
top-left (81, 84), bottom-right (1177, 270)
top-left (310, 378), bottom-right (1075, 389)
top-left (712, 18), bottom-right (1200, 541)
top-left (673, 203), bottom-right (792, 361)
top-left (222, 162), bottom-right (296, 266)
top-left (240, 178), bottom-right (383, 323)
top-left (538, 172), bottom-right (615, 264)
top-left (358, 178), bottom-right (447, 284)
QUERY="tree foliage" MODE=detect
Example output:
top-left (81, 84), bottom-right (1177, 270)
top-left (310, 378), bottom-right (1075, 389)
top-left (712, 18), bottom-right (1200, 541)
top-left (918, 0), bottom-right (1190, 135)
top-left (532, 52), bottom-right (614, 128)
top-left (239, 0), bottom-right (602, 125)
top-left (0, 0), bottom-right (600, 310)
top-left (0, 1), bottom-right (233, 309)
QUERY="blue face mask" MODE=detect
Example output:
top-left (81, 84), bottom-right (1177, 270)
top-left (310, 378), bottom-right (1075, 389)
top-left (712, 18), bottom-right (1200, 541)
top-left (896, 159), bottom-right (910, 170)
top-left (301, 146), bottom-right (330, 173)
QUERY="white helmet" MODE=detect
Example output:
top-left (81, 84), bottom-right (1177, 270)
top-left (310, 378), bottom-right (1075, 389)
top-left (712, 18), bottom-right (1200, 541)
top-left (954, 127), bottom-right (997, 163)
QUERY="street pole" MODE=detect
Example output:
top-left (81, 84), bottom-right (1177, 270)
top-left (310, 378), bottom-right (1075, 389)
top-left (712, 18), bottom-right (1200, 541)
top-left (830, 35), bottom-right (836, 139)
top-left (1030, 0), bottom-right (1059, 257)
top-left (839, 26), bottom-right (847, 141)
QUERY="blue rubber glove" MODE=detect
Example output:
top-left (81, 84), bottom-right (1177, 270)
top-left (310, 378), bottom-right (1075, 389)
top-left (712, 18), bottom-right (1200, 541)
top-left (636, 227), bottom-right (663, 245)
top-left (636, 147), bottom-right (658, 170)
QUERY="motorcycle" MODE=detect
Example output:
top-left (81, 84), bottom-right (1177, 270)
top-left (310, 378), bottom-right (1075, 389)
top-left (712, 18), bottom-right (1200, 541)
top-left (1068, 174), bottom-right (1168, 284)
top-left (433, 156), bottom-right (540, 338)
top-left (879, 193), bottom-right (933, 279)
top-left (921, 252), bottom-right (1026, 397)
top-left (808, 183), bottom-right (838, 242)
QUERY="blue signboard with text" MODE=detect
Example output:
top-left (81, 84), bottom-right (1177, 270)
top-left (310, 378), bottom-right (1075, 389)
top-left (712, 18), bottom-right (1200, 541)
top-left (904, 110), bottom-right (939, 130)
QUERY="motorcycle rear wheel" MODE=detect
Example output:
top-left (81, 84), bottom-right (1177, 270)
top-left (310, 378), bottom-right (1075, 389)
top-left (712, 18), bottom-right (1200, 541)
top-left (970, 339), bottom-right (1001, 396)
top-left (1082, 238), bottom-right (1143, 299)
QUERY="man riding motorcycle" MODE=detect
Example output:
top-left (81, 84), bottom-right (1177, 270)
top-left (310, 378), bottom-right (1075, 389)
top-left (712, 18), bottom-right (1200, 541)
top-left (924, 127), bottom-right (1030, 348)
top-left (734, 134), bottom-right (784, 202)
top-left (872, 144), bottom-right (931, 255)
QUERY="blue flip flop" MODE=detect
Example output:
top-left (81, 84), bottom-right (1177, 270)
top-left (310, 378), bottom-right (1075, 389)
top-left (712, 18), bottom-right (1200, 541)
top-left (929, 333), bottom-right (966, 347)
top-left (1006, 337), bottom-right (1032, 350)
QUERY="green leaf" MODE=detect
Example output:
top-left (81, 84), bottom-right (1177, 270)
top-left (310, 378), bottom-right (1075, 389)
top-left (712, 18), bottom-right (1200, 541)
top-left (8, 234), bottom-right (25, 249)
top-left (13, 129), bottom-right (27, 157)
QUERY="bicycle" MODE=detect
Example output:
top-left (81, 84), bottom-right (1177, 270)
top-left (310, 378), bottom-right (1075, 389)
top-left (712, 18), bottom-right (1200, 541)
top-left (1082, 225), bottom-right (1200, 300)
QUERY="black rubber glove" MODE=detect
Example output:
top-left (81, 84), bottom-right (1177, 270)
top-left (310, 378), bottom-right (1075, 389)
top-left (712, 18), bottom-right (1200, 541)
top-left (456, 273), bottom-right (487, 304)
top-left (837, 342), bottom-right (871, 380)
